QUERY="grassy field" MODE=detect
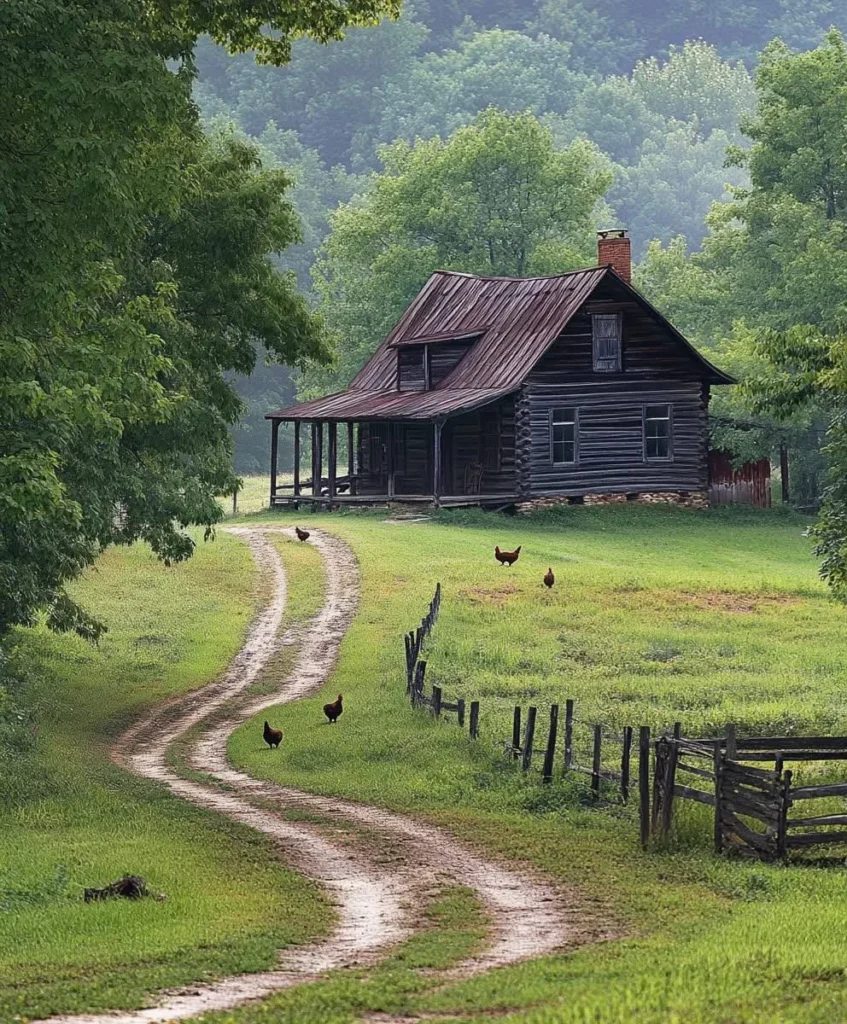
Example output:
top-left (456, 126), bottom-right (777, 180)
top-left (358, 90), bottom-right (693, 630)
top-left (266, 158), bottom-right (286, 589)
top-left (0, 533), bottom-right (331, 1023)
top-left (222, 503), bottom-right (847, 1023)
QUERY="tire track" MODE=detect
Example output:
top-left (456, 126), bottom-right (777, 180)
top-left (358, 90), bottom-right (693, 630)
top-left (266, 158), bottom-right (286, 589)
top-left (35, 527), bottom-right (574, 1024)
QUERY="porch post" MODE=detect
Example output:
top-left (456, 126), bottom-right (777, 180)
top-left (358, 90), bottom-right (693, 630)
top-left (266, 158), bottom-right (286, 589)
top-left (293, 421), bottom-right (301, 497)
top-left (387, 421), bottom-right (396, 501)
top-left (347, 421), bottom-right (356, 495)
top-left (269, 418), bottom-right (280, 507)
top-left (311, 421), bottom-right (323, 497)
top-left (433, 420), bottom-right (442, 507)
top-left (327, 422), bottom-right (337, 498)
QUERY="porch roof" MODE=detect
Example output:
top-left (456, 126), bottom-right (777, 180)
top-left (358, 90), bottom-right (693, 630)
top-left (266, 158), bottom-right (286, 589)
top-left (266, 386), bottom-right (512, 422)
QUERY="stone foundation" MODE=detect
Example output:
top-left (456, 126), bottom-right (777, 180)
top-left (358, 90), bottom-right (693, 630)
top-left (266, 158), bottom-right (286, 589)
top-left (515, 490), bottom-right (709, 514)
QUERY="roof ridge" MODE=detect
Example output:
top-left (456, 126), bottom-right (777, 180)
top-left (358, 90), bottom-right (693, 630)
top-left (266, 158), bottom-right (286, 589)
top-left (430, 266), bottom-right (605, 283)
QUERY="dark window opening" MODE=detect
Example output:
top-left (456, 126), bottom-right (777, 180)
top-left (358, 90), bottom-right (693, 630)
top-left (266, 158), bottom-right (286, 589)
top-left (644, 404), bottom-right (672, 460)
top-left (551, 407), bottom-right (577, 465)
top-left (480, 408), bottom-right (501, 472)
top-left (592, 313), bottom-right (622, 373)
top-left (397, 347), bottom-right (426, 391)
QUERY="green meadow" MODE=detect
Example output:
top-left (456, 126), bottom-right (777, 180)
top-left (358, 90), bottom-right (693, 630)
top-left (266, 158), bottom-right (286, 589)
top-left (7, 504), bottom-right (847, 1023)
top-left (224, 504), bottom-right (847, 1023)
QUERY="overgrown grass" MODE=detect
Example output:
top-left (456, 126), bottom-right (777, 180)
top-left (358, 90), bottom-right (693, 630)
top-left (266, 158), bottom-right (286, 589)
top-left (0, 534), bottom-right (331, 1023)
top-left (225, 504), bottom-right (847, 1023)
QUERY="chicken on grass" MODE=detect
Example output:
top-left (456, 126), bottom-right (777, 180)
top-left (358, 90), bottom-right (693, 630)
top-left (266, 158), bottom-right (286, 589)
top-left (263, 720), bottom-right (283, 748)
top-left (494, 545), bottom-right (521, 567)
top-left (295, 527), bottom-right (310, 542)
top-left (544, 567), bottom-right (555, 588)
top-left (323, 694), bottom-right (343, 724)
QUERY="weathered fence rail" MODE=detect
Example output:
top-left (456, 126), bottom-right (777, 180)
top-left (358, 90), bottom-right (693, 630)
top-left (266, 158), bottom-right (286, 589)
top-left (401, 591), bottom-right (847, 863)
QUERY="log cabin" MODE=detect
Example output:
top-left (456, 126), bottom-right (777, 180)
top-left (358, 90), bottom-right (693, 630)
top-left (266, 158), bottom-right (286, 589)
top-left (266, 231), bottom-right (734, 509)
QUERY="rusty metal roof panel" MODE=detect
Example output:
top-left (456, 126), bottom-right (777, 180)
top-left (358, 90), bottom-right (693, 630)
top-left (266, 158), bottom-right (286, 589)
top-left (349, 267), bottom-right (608, 393)
top-left (267, 387), bottom-right (512, 422)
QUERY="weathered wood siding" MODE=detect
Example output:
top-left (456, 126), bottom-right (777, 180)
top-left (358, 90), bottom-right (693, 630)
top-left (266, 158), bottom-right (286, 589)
top-left (444, 396), bottom-right (516, 494)
top-left (430, 341), bottom-right (473, 386)
top-left (524, 285), bottom-right (710, 495)
top-left (358, 421), bottom-right (432, 494)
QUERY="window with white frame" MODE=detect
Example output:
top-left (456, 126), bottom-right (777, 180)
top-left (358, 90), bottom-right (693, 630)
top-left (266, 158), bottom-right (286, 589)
top-left (551, 407), bottom-right (577, 465)
top-left (644, 404), bottom-right (672, 460)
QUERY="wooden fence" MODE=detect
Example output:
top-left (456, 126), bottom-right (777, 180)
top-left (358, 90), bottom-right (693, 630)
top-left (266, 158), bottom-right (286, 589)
top-left (402, 592), bottom-right (847, 862)
top-left (652, 729), bottom-right (847, 860)
top-left (402, 587), bottom-right (649, 816)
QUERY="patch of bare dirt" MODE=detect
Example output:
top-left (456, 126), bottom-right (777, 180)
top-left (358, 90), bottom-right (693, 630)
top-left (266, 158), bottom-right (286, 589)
top-left (458, 583), bottom-right (520, 607)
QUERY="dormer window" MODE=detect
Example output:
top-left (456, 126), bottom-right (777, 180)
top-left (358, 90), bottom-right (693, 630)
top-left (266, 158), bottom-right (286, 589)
top-left (396, 332), bottom-right (481, 391)
top-left (397, 347), bottom-right (427, 391)
top-left (592, 313), bottom-right (622, 372)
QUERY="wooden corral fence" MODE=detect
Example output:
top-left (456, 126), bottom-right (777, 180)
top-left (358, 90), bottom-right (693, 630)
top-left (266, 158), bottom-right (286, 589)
top-left (652, 727), bottom-right (847, 860)
top-left (708, 450), bottom-right (772, 508)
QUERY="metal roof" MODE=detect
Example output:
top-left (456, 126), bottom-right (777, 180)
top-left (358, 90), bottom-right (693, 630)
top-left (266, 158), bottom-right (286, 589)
top-left (268, 266), bottom-right (733, 421)
top-left (268, 387), bottom-right (512, 422)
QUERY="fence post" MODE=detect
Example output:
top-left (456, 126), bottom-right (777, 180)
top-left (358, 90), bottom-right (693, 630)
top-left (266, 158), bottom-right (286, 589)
top-left (512, 706), bottom-right (522, 761)
top-left (469, 701), bottom-right (480, 739)
top-left (411, 660), bottom-right (426, 708)
top-left (563, 698), bottom-right (574, 773)
top-left (457, 698), bottom-right (466, 728)
top-left (713, 742), bottom-right (723, 854)
top-left (620, 725), bottom-right (633, 804)
top-left (521, 707), bottom-right (537, 772)
top-left (404, 633), bottom-right (413, 692)
top-left (639, 726), bottom-right (650, 849)
top-left (660, 739), bottom-right (679, 836)
top-left (652, 738), bottom-right (665, 830)
top-left (542, 704), bottom-right (559, 783)
top-left (673, 721), bottom-right (682, 740)
top-left (591, 725), bottom-right (602, 800)
top-left (432, 685), bottom-right (442, 718)
top-left (776, 761), bottom-right (792, 862)
top-left (725, 723), bottom-right (737, 760)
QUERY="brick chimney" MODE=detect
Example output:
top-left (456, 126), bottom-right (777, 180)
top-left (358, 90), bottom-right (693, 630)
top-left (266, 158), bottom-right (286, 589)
top-left (597, 229), bottom-right (631, 284)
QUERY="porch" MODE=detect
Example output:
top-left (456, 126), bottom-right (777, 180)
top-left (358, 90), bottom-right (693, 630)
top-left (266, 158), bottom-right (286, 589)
top-left (268, 401), bottom-right (517, 508)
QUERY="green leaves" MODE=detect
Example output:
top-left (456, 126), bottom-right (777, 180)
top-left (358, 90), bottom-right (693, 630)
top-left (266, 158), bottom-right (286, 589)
top-left (0, 2), bottom-right (334, 645)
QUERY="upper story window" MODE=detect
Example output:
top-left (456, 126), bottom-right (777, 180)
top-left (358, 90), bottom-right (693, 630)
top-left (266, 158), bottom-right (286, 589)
top-left (397, 347), bottom-right (427, 391)
top-left (551, 407), bottom-right (577, 465)
top-left (592, 313), bottom-right (622, 373)
top-left (644, 404), bottom-right (672, 461)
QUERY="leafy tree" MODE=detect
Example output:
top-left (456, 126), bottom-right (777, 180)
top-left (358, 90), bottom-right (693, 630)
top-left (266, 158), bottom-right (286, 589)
top-left (1, 0), bottom-right (386, 643)
top-left (153, 0), bottom-right (401, 64)
top-left (305, 108), bottom-right (612, 395)
top-left (377, 29), bottom-right (588, 149)
top-left (194, 15), bottom-right (429, 166)
top-left (638, 32), bottom-right (847, 562)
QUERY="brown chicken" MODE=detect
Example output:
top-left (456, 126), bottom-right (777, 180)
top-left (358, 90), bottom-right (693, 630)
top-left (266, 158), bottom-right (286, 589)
top-left (295, 526), bottom-right (310, 542)
top-left (323, 694), bottom-right (343, 724)
top-left (263, 720), bottom-right (283, 749)
top-left (544, 567), bottom-right (555, 589)
top-left (495, 545), bottom-right (521, 567)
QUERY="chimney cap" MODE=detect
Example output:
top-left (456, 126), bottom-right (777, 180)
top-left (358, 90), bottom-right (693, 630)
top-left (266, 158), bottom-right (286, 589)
top-left (597, 228), bottom-right (628, 240)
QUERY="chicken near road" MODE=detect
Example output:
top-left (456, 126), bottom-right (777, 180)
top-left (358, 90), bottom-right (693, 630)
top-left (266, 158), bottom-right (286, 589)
top-left (494, 545), bottom-right (521, 567)
top-left (295, 526), bottom-right (310, 542)
top-left (323, 694), bottom-right (343, 724)
top-left (544, 567), bottom-right (555, 589)
top-left (263, 720), bottom-right (283, 749)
